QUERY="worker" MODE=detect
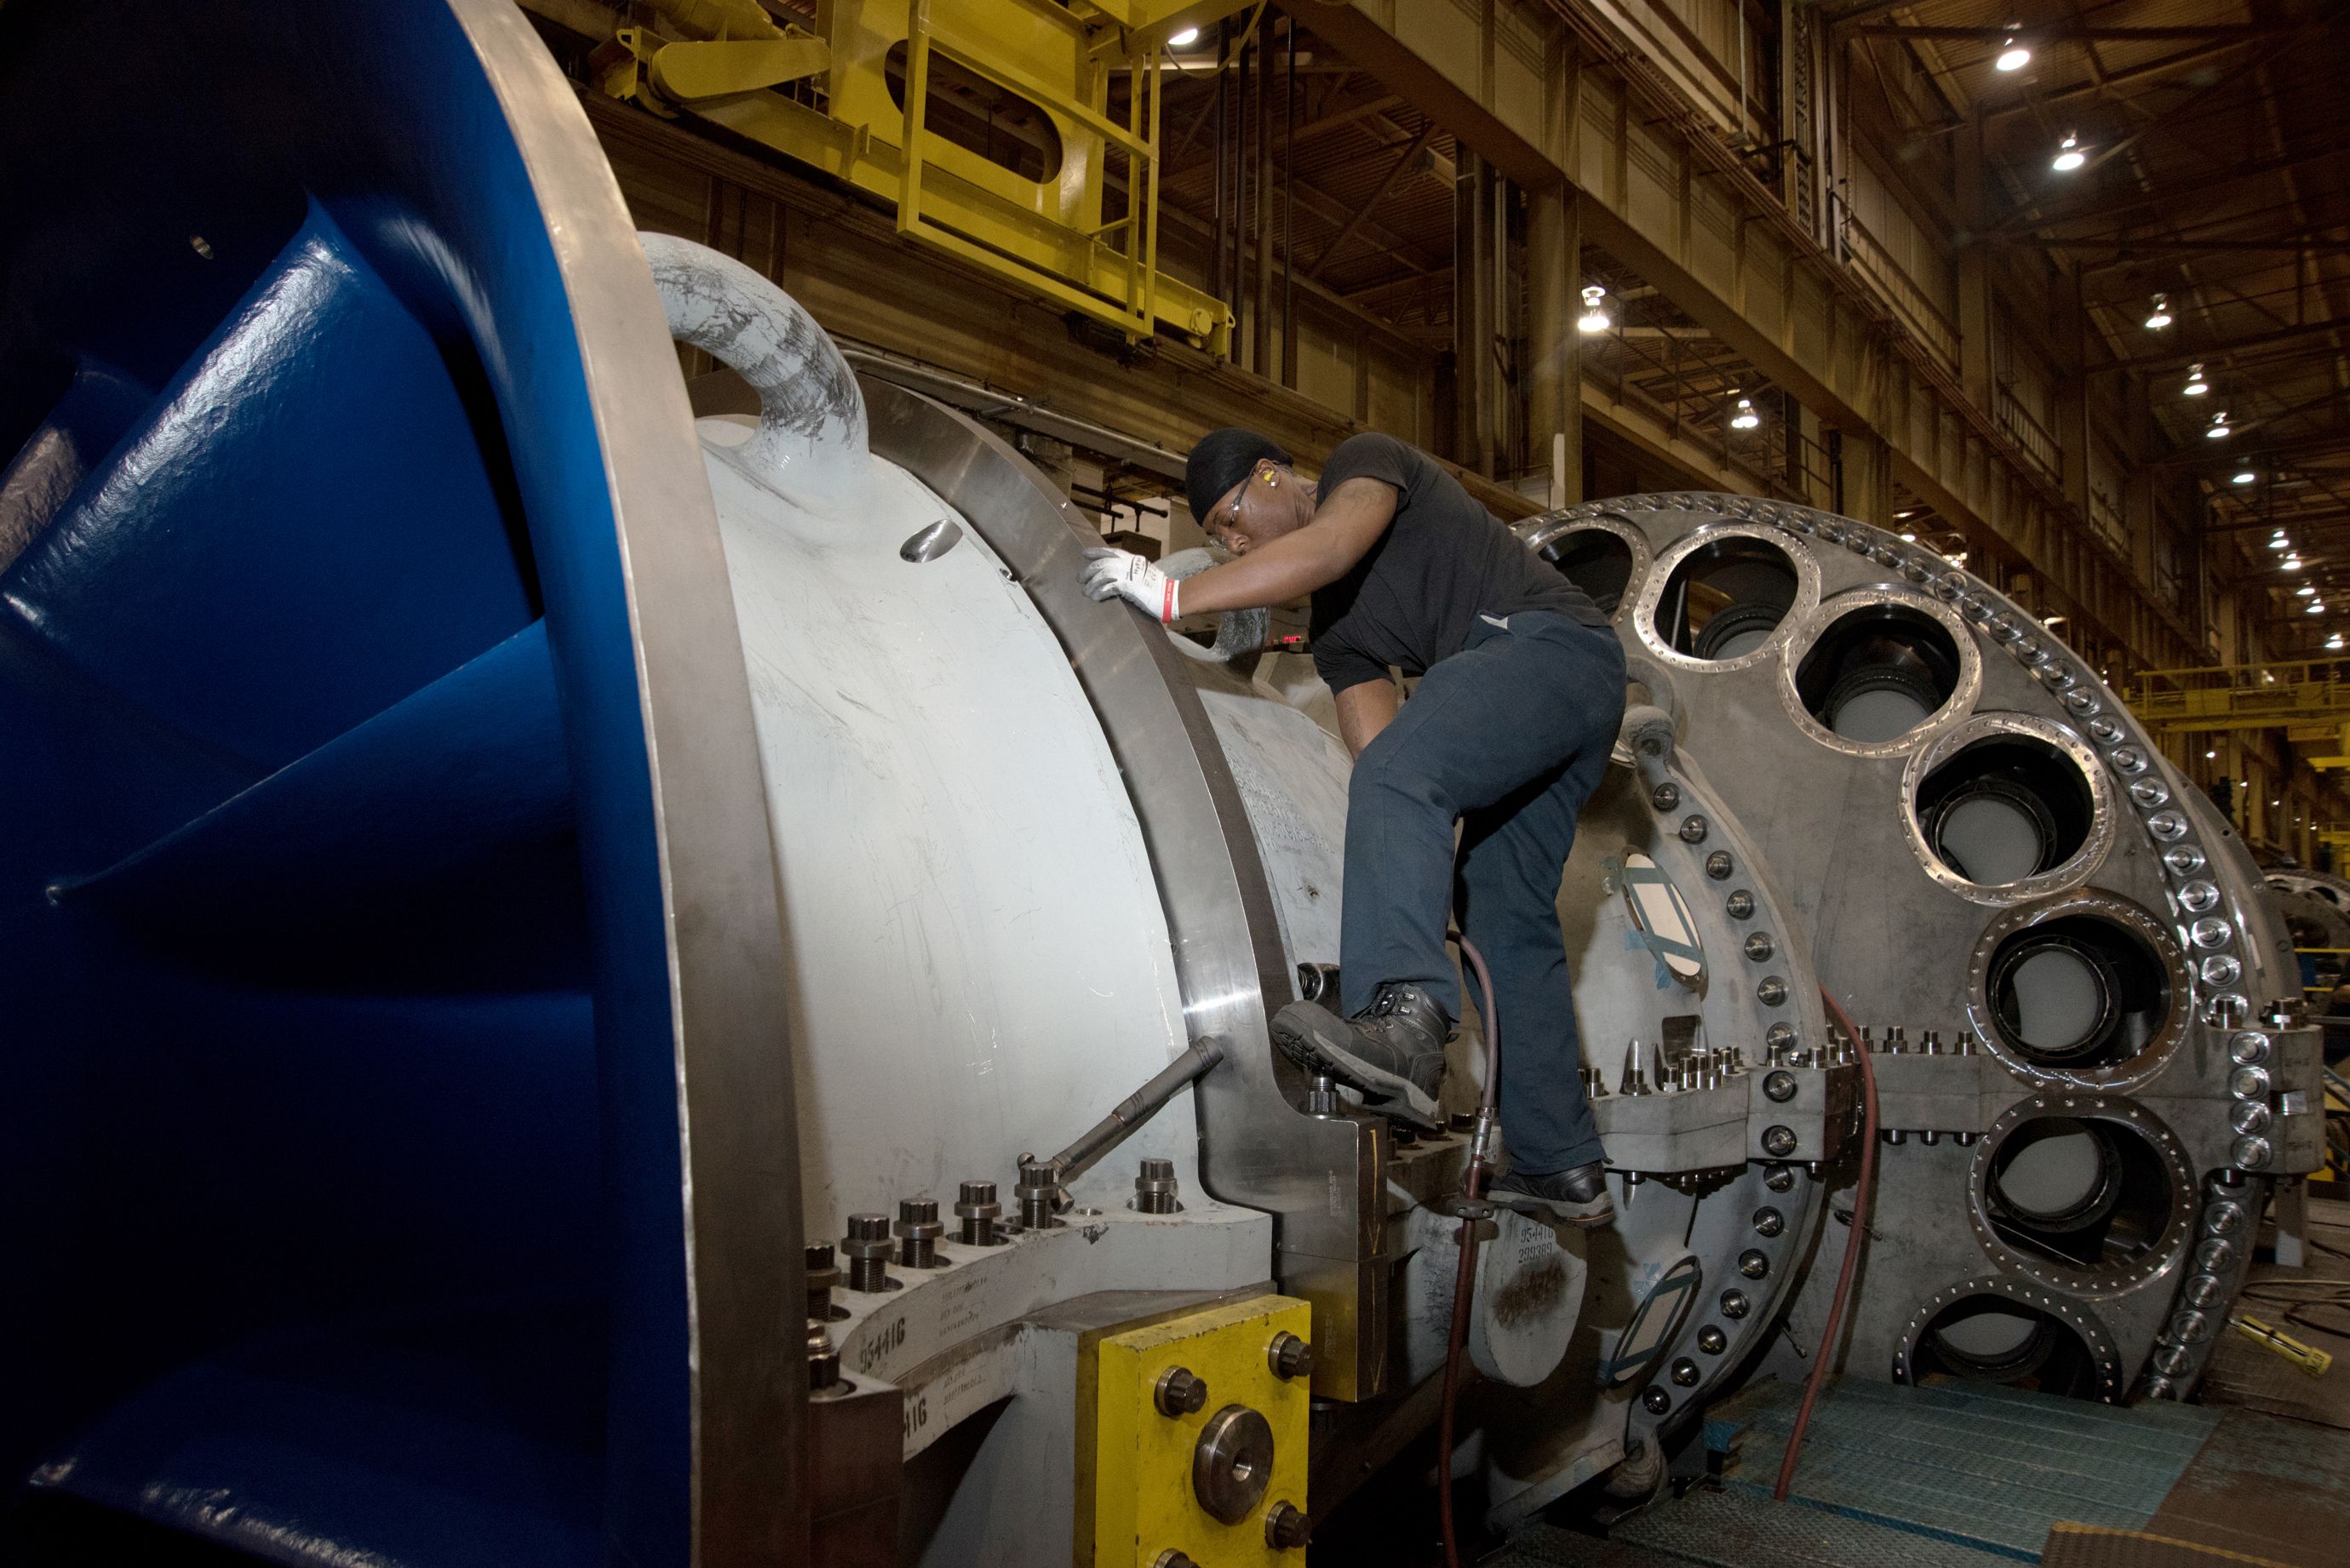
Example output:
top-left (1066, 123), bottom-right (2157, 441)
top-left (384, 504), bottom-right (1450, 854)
top-left (1080, 427), bottom-right (1625, 1226)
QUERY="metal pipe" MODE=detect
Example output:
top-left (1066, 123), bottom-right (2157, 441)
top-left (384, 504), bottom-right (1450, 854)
top-left (1281, 15), bottom-right (1297, 388)
top-left (1252, 7), bottom-right (1275, 378)
top-left (1211, 43), bottom-right (1226, 316)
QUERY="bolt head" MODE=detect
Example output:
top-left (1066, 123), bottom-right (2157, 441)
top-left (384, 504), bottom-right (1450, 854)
top-left (1651, 781), bottom-right (1681, 810)
top-left (1752, 1206), bottom-right (1785, 1238)
top-left (1155, 1365), bottom-right (1209, 1417)
top-left (1738, 1249), bottom-right (1769, 1279)
top-left (1642, 1386), bottom-right (1671, 1414)
top-left (1764, 1165), bottom-right (1795, 1193)
top-left (1705, 850), bottom-right (1734, 879)
top-left (1697, 1325), bottom-right (1728, 1354)
top-left (1726, 890), bottom-right (1755, 919)
top-left (1679, 814), bottom-right (1709, 844)
top-left (1764, 1069), bottom-right (1797, 1103)
top-left (1264, 1501), bottom-right (1310, 1550)
top-left (1671, 1357), bottom-right (1700, 1387)
top-left (1762, 1124), bottom-right (1797, 1157)
top-left (1268, 1331), bottom-right (1315, 1382)
top-left (1719, 1288), bottom-right (1751, 1319)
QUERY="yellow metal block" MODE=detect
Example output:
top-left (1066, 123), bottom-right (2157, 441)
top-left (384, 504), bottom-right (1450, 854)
top-left (1084, 1295), bottom-right (1312, 1568)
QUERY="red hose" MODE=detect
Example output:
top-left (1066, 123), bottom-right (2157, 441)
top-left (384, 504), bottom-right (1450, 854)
top-left (1772, 986), bottom-right (1881, 1502)
top-left (1438, 935), bottom-right (1500, 1568)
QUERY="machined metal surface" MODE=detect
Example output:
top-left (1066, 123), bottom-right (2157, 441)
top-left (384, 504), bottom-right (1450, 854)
top-left (1517, 492), bottom-right (2309, 1407)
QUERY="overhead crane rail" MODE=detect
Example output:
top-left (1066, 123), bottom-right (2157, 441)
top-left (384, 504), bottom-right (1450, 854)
top-left (2133, 659), bottom-right (2350, 736)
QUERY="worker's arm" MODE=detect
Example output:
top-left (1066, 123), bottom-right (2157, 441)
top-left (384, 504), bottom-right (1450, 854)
top-left (1334, 678), bottom-right (1399, 758)
top-left (1180, 477), bottom-right (1397, 615)
top-left (1080, 477), bottom-right (1398, 621)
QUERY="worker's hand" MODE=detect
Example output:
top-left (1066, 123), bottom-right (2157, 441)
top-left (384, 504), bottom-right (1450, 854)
top-left (1080, 545), bottom-right (1178, 622)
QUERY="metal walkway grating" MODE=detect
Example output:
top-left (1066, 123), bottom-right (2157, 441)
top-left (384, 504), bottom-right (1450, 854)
top-left (1705, 1377), bottom-right (2220, 1559)
top-left (1494, 1377), bottom-right (2224, 1568)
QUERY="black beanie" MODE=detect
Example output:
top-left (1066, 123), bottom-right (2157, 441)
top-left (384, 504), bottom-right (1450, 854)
top-left (1185, 426), bottom-right (1292, 523)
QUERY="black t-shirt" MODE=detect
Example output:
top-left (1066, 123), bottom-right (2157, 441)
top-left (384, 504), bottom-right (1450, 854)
top-left (1308, 432), bottom-right (1606, 694)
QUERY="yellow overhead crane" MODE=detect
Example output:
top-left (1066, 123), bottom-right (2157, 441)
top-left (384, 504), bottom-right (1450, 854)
top-left (2134, 659), bottom-right (2350, 767)
top-left (588, 0), bottom-right (1248, 353)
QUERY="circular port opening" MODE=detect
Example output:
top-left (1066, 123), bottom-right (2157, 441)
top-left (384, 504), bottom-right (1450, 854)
top-left (1653, 536), bottom-right (1799, 661)
top-left (1986, 915), bottom-right (2170, 1070)
top-left (1915, 735), bottom-right (2096, 886)
top-left (1986, 1116), bottom-right (2176, 1273)
top-left (1539, 528), bottom-right (1637, 614)
top-left (1912, 1296), bottom-right (2103, 1399)
top-left (1793, 604), bottom-right (1963, 744)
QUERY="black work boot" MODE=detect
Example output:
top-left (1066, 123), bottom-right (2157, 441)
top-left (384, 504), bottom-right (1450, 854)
top-left (1270, 983), bottom-right (1450, 1128)
top-left (1490, 1160), bottom-right (1615, 1228)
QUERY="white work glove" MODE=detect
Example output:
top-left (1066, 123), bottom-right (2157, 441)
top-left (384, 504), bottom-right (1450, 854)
top-left (1080, 545), bottom-right (1178, 623)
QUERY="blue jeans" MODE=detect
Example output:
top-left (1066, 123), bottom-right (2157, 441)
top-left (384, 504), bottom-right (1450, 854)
top-left (1338, 611), bottom-right (1625, 1173)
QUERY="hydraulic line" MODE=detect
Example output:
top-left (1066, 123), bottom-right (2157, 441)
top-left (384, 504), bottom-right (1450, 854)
top-left (1772, 984), bottom-right (1881, 1502)
top-left (1439, 933), bottom-right (1501, 1568)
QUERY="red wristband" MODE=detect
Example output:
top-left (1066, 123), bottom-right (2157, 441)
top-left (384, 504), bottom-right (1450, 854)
top-left (1162, 579), bottom-right (1179, 623)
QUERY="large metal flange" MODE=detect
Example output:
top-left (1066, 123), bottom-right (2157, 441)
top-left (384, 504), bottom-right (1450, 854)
top-left (1630, 520), bottom-right (1824, 674)
top-left (1893, 1274), bottom-right (2126, 1404)
top-left (1900, 713), bottom-right (2118, 908)
top-left (1962, 889), bottom-right (2195, 1091)
top-left (1965, 1093), bottom-right (2198, 1297)
top-left (1774, 583), bottom-right (1984, 761)
top-left (1516, 512), bottom-right (1654, 627)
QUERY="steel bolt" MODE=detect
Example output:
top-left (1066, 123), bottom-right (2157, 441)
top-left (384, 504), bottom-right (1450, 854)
top-left (1764, 1165), bottom-right (1795, 1193)
top-left (1264, 1501), bottom-right (1310, 1551)
top-left (1705, 850), bottom-right (1734, 879)
top-left (806, 1243), bottom-right (844, 1321)
top-left (1744, 931), bottom-right (1775, 962)
top-left (1305, 1074), bottom-right (1341, 1116)
top-left (1726, 889), bottom-right (1755, 919)
top-left (1764, 1069), bottom-right (1797, 1103)
top-left (1268, 1331), bottom-right (1314, 1382)
top-left (1016, 1159), bottom-right (1063, 1231)
top-left (1153, 1554), bottom-right (1200, 1568)
top-left (1651, 781), bottom-right (1681, 811)
top-left (2205, 1199), bottom-right (2248, 1237)
top-left (1679, 814), bottom-right (1709, 844)
top-left (955, 1181), bottom-right (1004, 1246)
top-left (1738, 1249), bottom-right (1769, 1279)
top-left (1449, 1112), bottom-right (1478, 1134)
top-left (1155, 1365), bottom-right (1209, 1417)
top-left (1752, 1206), bottom-right (1785, 1239)
top-left (1671, 1357), bottom-right (1700, 1387)
top-left (1642, 1387), bottom-right (1671, 1414)
top-left (808, 1319), bottom-right (843, 1393)
top-left (1719, 1288), bottom-right (1751, 1319)
top-left (1697, 1325), bottom-right (1728, 1354)
top-left (897, 1198), bottom-right (946, 1268)
top-left (1757, 976), bottom-right (1788, 1007)
top-left (1135, 1157), bottom-right (1181, 1215)
top-left (1762, 1124), bottom-right (1797, 1158)
top-left (841, 1214), bottom-right (898, 1293)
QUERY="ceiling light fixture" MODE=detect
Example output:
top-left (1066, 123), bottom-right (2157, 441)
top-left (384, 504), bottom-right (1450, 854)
top-left (2270, 534), bottom-right (2291, 550)
top-left (1900, 532), bottom-right (1918, 542)
top-left (1996, 36), bottom-right (2032, 72)
top-left (2298, 584), bottom-right (2317, 596)
top-left (1166, 26), bottom-right (1201, 47)
top-left (2330, 634), bottom-right (2345, 650)
top-left (1730, 397), bottom-right (1760, 431)
top-left (2184, 363), bottom-right (2209, 397)
top-left (2207, 749), bottom-right (2218, 759)
top-left (2052, 133), bottom-right (2087, 172)
top-left (2234, 471), bottom-right (2257, 484)
top-left (2144, 294), bottom-right (2172, 330)
top-left (1577, 284), bottom-right (1611, 334)
top-left (2205, 411), bottom-right (2232, 438)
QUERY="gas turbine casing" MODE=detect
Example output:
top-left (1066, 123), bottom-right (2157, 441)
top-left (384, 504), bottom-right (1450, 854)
top-left (1521, 493), bottom-right (2311, 1403)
